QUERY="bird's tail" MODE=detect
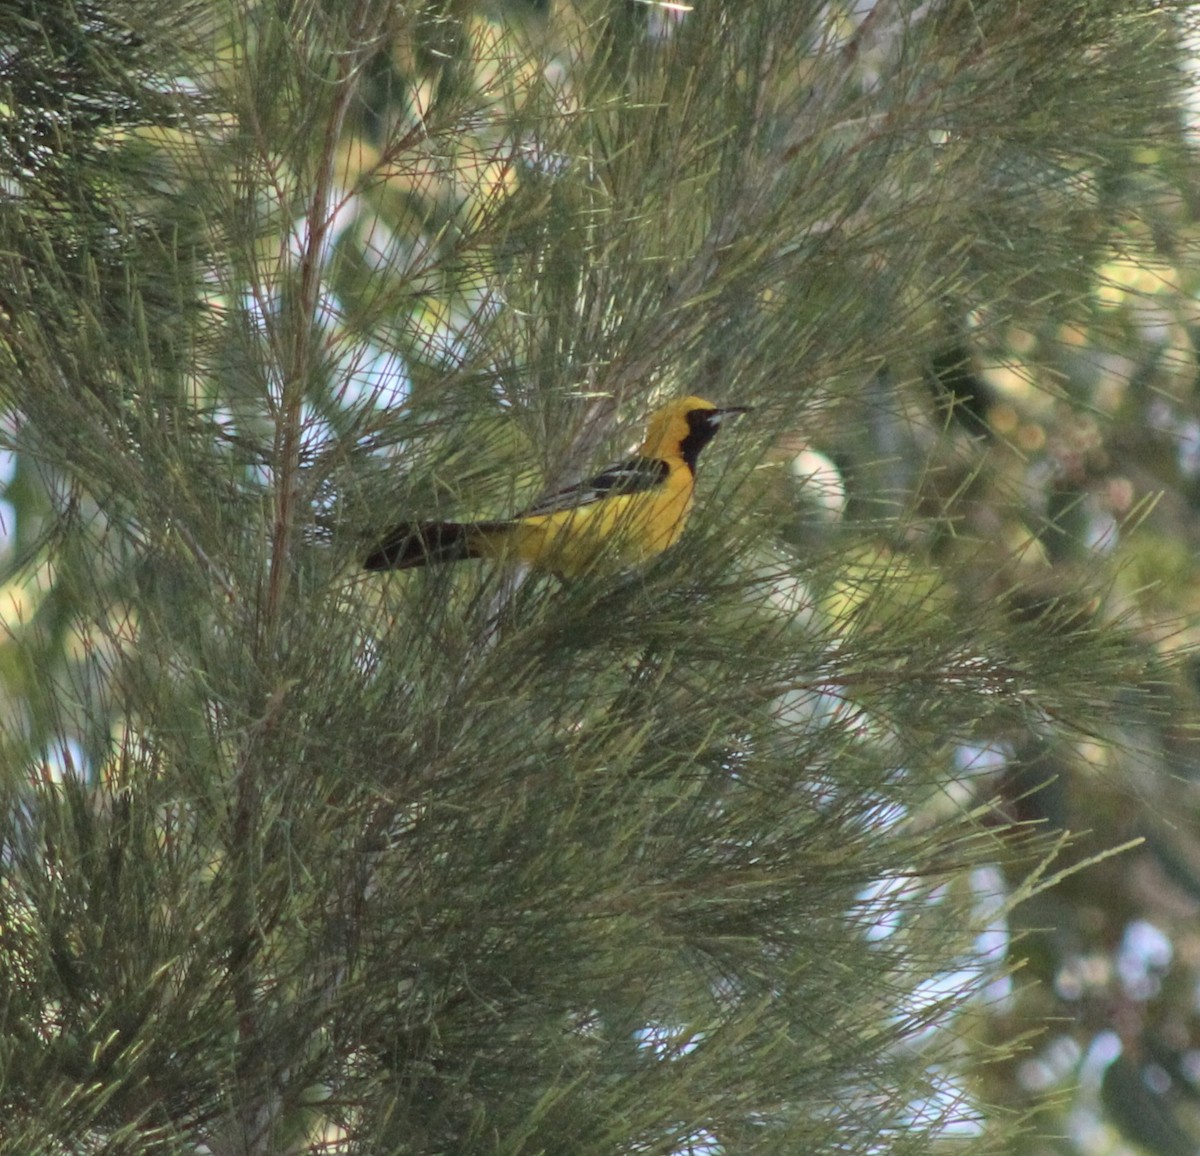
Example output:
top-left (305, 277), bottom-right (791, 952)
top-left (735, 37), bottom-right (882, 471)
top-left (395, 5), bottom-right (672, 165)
top-left (363, 520), bottom-right (510, 571)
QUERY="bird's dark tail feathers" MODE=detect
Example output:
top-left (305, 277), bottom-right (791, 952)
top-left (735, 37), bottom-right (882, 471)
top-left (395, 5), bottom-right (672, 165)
top-left (363, 520), bottom-right (508, 571)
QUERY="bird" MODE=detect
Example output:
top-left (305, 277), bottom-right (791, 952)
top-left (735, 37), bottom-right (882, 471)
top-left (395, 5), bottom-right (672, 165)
top-left (363, 396), bottom-right (748, 579)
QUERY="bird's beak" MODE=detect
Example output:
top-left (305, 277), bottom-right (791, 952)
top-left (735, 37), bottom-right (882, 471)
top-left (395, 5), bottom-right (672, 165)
top-left (711, 406), bottom-right (750, 422)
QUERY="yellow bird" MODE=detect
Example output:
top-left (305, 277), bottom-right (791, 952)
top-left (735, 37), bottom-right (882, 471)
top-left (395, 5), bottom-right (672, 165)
top-left (363, 396), bottom-right (748, 579)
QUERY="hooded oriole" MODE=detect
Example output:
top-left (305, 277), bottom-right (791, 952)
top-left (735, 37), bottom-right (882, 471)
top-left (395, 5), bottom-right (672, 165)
top-left (363, 396), bottom-right (748, 578)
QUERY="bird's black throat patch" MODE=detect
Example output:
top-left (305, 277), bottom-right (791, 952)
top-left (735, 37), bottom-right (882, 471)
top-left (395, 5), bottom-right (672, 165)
top-left (679, 408), bottom-right (721, 474)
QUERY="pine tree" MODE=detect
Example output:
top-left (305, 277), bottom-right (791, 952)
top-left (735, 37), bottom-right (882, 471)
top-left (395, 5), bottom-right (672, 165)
top-left (0, 2), bottom-right (1193, 1153)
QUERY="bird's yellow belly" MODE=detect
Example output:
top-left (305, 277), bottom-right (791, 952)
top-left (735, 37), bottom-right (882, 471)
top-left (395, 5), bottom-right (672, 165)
top-left (480, 489), bottom-right (693, 578)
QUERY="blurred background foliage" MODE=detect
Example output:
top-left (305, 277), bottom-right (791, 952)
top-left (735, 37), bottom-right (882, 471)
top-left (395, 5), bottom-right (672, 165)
top-left (2, 0), bottom-right (1200, 1153)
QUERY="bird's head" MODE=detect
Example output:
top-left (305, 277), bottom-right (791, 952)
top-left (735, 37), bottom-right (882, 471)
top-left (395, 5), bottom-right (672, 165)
top-left (641, 396), bottom-right (749, 472)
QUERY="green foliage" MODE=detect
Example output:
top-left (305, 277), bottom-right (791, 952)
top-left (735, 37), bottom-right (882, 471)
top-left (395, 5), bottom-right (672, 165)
top-left (0, 1), bottom-right (1196, 1153)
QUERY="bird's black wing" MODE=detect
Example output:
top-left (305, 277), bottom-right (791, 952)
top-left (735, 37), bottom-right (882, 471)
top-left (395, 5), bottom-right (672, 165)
top-left (517, 456), bottom-right (669, 518)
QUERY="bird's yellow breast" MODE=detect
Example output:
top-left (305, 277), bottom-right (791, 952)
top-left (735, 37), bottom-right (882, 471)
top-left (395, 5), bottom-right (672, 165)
top-left (473, 466), bottom-right (694, 578)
